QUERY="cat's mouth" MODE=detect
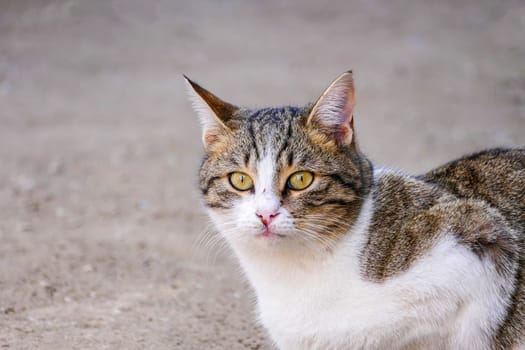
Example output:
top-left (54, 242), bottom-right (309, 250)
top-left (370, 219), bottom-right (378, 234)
top-left (256, 227), bottom-right (286, 239)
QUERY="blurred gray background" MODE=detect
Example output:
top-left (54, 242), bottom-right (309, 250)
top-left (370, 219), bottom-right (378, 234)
top-left (0, 0), bottom-right (524, 349)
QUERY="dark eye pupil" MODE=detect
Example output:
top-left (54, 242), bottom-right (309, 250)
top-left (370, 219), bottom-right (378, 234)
top-left (298, 174), bottom-right (303, 183)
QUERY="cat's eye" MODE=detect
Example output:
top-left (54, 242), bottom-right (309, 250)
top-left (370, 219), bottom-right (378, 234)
top-left (229, 172), bottom-right (254, 191)
top-left (287, 171), bottom-right (314, 191)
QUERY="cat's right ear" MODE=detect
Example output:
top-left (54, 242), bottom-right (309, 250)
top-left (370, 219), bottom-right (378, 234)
top-left (184, 76), bottom-right (238, 149)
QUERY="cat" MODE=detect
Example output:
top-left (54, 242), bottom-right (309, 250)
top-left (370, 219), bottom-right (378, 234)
top-left (185, 71), bottom-right (524, 350)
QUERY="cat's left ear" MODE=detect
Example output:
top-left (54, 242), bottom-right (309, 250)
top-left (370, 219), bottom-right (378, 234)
top-left (184, 76), bottom-right (239, 149)
top-left (307, 71), bottom-right (355, 146)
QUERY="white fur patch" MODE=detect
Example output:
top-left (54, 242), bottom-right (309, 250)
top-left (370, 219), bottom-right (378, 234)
top-left (256, 150), bottom-right (276, 195)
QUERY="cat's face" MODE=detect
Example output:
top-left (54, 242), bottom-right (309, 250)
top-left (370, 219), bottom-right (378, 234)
top-left (188, 72), bottom-right (372, 254)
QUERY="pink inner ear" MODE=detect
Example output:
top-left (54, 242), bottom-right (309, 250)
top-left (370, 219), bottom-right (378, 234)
top-left (204, 131), bottom-right (219, 146)
top-left (314, 100), bottom-right (354, 145)
top-left (334, 115), bottom-right (354, 145)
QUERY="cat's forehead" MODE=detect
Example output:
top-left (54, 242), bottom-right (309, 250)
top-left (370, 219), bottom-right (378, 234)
top-left (235, 106), bottom-right (309, 152)
top-left (205, 105), bottom-right (331, 174)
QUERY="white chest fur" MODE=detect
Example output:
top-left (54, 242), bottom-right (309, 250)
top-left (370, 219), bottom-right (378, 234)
top-left (233, 195), bottom-right (507, 350)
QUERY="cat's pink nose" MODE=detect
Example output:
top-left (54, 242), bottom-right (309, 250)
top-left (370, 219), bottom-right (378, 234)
top-left (256, 210), bottom-right (280, 226)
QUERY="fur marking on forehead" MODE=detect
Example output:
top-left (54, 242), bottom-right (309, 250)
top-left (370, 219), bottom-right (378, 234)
top-left (256, 147), bottom-right (276, 194)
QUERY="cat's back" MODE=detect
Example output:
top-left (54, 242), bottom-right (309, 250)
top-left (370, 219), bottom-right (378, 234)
top-left (420, 148), bottom-right (525, 232)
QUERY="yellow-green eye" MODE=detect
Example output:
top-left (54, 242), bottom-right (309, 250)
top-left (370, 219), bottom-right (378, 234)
top-left (228, 172), bottom-right (254, 191)
top-left (287, 171), bottom-right (314, 190)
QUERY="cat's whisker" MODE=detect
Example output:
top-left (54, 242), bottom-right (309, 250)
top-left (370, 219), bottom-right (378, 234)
top-left (192, 229), bottom-right (227, 266)
top-left (297, 226), bottom-right (339, 251)
top-left (298, 214), bottom-right (348, 224)
top-left (297, 220), bottom-right (346, 236)
top-left (192, 220), bottom-right (243, 266)
top-left (301, 214), bottom-right (351, 225)
top-left (301, 224), bottom-right (340, 247)
top-left (192, 226), bottom-right (215, 254)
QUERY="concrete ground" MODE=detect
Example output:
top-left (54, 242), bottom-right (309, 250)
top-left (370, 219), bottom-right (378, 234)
top-left (0, 0), bottom-right (524, 349)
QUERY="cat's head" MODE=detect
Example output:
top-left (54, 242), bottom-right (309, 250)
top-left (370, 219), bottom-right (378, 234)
top-left (187, 72), bottom-right (373, 256)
